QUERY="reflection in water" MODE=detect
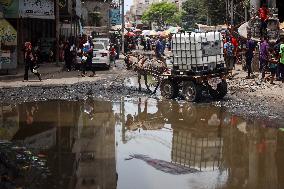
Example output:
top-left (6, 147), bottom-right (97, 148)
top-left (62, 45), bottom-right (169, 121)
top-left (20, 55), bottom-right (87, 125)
top-left (0, 98), bottom-right (283, 189)
top-left (128, 154), bottom-right (198, 175)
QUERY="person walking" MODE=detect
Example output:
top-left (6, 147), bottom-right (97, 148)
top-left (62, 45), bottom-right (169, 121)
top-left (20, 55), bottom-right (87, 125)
top-left (64, 41), bottom-right (72, 71)
top-left (110, 45), bottom-right (117, 67)
top-left (258, 4), bottom-right (269, 38)
top-left (23, 42), bottom-right (42, 82)
top-left (259, 36), bottom-right (269, 81)
top-left (80, 37), bottom-right (96, 77)
top-left (245, 34), bottom-right (256, 79)
top-left (155, 37), bottom-right (163, 59)
top-left (278, 35), bottom-right (284, 82)
top-left (224, 37), bottom-right (235, 77)
top-left (87, 36), bottom-right (96, 77)
top-left (273, 39), bottom-right (281, 80)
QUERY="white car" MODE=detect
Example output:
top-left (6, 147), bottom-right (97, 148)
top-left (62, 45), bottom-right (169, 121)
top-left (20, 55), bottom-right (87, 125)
top-left (93, 38), bottom-right (110, 50)
top-left (92, 42), bottom-right (110, 69)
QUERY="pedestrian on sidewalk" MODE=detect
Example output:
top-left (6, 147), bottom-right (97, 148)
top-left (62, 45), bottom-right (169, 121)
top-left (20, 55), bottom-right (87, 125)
top-left (245, 34), bottom-right (256, 79)
top-left (224, 37), bottom-right (235, 77)
top-left (278, 36), bottom-right (284, 82)
top-left (258, 4), bottom-right (269, 38)
top-left (80, 37), bottom-right (96, 77)
top-left (273, 39), bottom-right (281, 80)
top-left (23, 42), bottom-right (42, 82)
top-left (64, 41), bottom-right (72, 71)
top-left (110, 44), bottom-right (117, 67)
top-left (268, 47), bottom-right (278, 84)
top-left (231, 34), bottom-right (238, 69)
top-left (259, 36), bottom-right (269, 81)
top-left (155, 37), bottom-right (163, 60)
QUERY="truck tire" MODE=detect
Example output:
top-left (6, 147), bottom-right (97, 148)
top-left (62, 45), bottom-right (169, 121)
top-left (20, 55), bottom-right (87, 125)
top-left (182, 81), bottom-right (202, 102)
top-left (209, 80), bottom-right (228, 99)
top-left (160, 79), bottom-right (178, 99)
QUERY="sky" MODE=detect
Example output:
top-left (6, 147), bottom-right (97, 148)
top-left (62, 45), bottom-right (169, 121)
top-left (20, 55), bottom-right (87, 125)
top-left (125, 0), bottom-right (133, 13)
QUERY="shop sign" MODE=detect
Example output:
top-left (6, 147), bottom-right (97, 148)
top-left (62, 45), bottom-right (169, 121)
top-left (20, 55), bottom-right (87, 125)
top-left (19, 0), bottom-right (54, 19)
top-left (0, 51), bottom-right (11, 64)
top-left (110, 9), bottom-right (121, 25)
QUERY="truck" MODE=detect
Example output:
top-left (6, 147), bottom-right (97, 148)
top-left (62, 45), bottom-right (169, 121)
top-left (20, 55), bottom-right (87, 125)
top-left (160, 31), bottom-right (228, 102)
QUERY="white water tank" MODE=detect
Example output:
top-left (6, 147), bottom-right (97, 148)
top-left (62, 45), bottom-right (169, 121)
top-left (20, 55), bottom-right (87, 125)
top-left (171, 32), bottom-right (224, 71)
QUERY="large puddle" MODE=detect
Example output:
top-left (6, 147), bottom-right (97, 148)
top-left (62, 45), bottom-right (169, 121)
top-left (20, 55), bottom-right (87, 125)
top-left (0, 98), bottom-right (283, 189)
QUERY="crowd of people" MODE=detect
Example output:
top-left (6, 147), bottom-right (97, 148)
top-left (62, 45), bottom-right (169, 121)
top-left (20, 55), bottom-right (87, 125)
top-left (222, 3), bottom-right (284, 84)
top-left (223, 29), bottom-right (284, 84)
top-left (22, 18), bottom-right (284, 84)
top-left (23, 34), bottom-right (118, 81)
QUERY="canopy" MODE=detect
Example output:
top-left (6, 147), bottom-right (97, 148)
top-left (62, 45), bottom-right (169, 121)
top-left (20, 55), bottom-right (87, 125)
top-left (166, 27), bottom-right (181, 34)
top-left (142, 30), bottom-right (158, 36)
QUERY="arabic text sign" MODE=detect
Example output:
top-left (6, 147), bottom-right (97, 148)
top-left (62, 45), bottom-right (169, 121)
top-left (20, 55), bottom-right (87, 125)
top-left (0, 51), bottom-right (11, 64)
top-left (19, 0), bottom-right (54, 19)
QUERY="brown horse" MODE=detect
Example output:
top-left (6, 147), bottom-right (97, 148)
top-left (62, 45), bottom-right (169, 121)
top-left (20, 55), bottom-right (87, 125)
top-left (124, 53), bottom-right (167, 93)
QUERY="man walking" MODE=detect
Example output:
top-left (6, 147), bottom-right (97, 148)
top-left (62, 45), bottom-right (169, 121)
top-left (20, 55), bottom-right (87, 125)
top-left (259, 36), bottom-right (269, 81)
top-left (155, 37), bottom-right (163, 59)
top-left (279, 35), bottom-right (284, 82)
top-left (23, 42), bottom-right (42, 82)
top-left (245, 34), bottom-right (256, 79)
top-left (224, 37), bottom-right (234, 77)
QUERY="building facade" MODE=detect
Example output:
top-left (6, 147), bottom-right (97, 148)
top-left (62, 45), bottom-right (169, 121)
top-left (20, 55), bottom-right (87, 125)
top-left (0, 0), bottom-right (82, 67)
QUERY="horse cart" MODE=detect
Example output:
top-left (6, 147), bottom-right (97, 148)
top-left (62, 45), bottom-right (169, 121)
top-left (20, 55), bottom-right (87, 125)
top-left (125, 31), bottom-right (229, 102)
top-left (160, 31), bottom-right (228, 102)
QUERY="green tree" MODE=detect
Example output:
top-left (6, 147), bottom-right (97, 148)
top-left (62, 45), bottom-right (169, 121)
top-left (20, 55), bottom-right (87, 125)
top-left (142, 2), bottom-right (180, 29)
top-left (181, 0), bottom-right (207, 29)
top-left (206, 0), bottom-right (226, 25)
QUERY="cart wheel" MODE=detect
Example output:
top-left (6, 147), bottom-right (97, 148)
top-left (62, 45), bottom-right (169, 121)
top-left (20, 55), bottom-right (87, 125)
top-left (145, 74), bottom-right (161, 94)
top-left (182, 81), bottom-right (202, 102)
top-left (209, 80), bottom-right (228, 99)
top-left (160, 79), bottom-right (178, 99)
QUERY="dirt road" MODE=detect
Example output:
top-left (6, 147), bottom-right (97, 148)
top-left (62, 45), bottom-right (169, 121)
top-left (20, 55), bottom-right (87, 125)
top-left (0, 63), bottom-right (283, 126)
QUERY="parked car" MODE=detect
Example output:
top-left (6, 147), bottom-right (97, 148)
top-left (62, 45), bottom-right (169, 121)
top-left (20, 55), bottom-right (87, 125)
top-left (92, 42), bottom-right (110, 69)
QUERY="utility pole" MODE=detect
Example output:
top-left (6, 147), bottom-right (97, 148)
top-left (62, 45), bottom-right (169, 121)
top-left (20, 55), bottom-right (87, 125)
top-left (121, 0), bottom-right (125, 53)
top-left (230, 0), bottom-right (234, 26)
top-left (55, 0), bottom-right (60, 66)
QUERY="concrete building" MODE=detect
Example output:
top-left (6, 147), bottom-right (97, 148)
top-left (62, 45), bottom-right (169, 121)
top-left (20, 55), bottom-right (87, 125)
top-left (0, 0), bottom-right (82, 68)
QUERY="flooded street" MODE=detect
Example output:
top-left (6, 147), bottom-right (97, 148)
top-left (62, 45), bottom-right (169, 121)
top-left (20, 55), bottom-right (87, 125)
top-left (1, 98), bottom-right (284, 189)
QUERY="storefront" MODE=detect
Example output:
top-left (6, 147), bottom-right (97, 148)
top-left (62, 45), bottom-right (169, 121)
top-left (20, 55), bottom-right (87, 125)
top-left (0, 0), bottom-right (55, 65)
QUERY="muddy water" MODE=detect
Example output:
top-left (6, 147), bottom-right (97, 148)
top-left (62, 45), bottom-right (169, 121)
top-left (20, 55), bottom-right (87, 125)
top-left (0, 98), bottom-right (283, 189)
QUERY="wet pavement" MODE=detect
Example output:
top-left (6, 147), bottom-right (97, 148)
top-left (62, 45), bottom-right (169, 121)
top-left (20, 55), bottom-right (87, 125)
top-left (1, 97), bottom-right (284, 189)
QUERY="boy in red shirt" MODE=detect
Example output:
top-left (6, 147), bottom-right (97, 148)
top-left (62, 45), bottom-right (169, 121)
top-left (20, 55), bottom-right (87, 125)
top-left (258, 4), bottom-right (269, 38)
